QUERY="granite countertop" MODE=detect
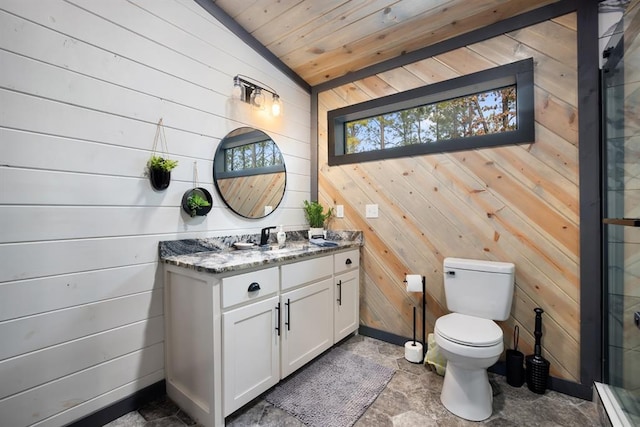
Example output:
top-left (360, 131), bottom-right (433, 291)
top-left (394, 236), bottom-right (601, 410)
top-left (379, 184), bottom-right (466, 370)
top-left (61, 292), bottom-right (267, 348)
top-left (159, 230), bottom-right (363, 274)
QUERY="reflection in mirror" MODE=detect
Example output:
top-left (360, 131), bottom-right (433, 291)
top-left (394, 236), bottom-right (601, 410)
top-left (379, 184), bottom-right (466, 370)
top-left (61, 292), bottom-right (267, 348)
top-left (213, 127), bottom-right (286, 219)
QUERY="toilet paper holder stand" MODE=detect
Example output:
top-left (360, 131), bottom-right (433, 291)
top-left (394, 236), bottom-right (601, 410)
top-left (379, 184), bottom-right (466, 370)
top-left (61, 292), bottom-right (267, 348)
top-left (403, 275), bottom-right (426, 362)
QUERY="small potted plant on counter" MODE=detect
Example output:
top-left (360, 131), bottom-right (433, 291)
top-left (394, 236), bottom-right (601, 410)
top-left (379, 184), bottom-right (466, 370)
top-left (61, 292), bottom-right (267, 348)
top-left (147, 155), bottom-right (178, 191)
top-left (182, 187), bottom-right (213, 217)
top-left (303, 200), bottom-right (333, 239)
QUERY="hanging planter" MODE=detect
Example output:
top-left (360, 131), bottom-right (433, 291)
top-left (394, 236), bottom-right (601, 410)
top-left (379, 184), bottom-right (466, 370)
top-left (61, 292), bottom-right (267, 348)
top-left (182, 162), bottom-right (212, 217)
top-left (148, 156), bottom-right (177, 191)
top-left (182, 187), bottom-right (213, 217)
top-left (147, 118), bottom-right (178, 191)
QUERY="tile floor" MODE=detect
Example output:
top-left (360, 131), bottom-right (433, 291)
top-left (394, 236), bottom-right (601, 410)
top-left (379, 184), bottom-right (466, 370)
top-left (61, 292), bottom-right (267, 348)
top-left (104, 335), bottom-right (600, 426)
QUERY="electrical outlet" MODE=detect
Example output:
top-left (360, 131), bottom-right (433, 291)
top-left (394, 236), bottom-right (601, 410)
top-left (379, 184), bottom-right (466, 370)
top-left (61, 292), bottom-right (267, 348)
top-left (336, 205), bottom-right (344, 218)
top-left (365, 204), bottom-right (378, 218)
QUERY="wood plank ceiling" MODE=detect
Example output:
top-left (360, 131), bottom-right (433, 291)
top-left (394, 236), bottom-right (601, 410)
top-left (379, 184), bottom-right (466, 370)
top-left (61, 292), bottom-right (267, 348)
top-left (213, 0), bottom-right (562, 86)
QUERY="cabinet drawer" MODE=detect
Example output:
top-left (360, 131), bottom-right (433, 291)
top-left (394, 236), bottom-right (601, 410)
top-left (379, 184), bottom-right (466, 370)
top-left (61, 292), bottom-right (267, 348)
top-left (334, 249), bottom-right (359, 274)
top-left (281, 256), bottom-right (333, 291)
top-left (222, 267), bottom-right (279, 308)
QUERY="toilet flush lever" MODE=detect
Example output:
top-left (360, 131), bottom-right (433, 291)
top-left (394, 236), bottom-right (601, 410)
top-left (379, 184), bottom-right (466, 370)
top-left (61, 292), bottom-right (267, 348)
top-left (445, 271), bottom-right (455, 276)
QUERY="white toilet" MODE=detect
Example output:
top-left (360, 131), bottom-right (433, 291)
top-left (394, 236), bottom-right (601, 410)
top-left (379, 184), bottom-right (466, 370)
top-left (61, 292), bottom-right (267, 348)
top-left (434, 257), bottom-right (515, 421)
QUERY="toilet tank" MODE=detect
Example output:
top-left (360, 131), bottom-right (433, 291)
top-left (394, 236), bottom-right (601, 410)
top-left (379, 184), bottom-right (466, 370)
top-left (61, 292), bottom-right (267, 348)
top-left (443, 257), bottom-right (515, 321)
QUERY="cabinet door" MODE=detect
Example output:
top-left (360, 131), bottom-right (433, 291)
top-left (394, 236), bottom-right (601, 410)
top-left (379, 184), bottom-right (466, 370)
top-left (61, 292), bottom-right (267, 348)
top-left (334, 269), bottom-right (359, 342)
top-left (222, 295), bottom-right (279, 416)
top-left (280, 278), bottom-right (333, 378)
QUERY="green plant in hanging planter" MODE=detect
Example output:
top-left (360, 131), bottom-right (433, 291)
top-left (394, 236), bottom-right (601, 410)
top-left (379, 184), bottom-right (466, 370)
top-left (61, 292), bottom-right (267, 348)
top-left (303, 200), bottom-right (333, 228)
top-left (147, 155), bottom-right (179, 172)
top-left (187, 192), bottom-right (211, 217)
top-left (147, 155), bottom-right (178, 191)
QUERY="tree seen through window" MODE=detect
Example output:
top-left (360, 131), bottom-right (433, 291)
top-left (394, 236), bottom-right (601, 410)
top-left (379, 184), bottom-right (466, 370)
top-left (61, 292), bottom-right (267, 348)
top-left (224, 139), bottom-right (282, 172)
top-left (345, 86), bottom-right (516, 154)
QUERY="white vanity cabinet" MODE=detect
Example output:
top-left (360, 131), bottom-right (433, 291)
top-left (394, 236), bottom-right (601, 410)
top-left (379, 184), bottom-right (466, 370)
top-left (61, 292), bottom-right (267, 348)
top-left (163, 246), bottom-right (360, 427)
top-left (334, 249), bottom-right (360, 342)
top-left (221, 267), bottom-right (279, 417)
top-left (164, 266), bottom-right (224, 427)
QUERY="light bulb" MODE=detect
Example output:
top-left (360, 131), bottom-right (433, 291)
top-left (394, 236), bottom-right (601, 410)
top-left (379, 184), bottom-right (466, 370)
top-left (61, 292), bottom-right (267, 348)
top-left (251, 87), bottom-right (265, 109)
top-left (231, 76), bottom-right (244, 101)
top-left (271, 94), bottom-right (281, 117)
top-left (232, 83), bottom-right (243, 100)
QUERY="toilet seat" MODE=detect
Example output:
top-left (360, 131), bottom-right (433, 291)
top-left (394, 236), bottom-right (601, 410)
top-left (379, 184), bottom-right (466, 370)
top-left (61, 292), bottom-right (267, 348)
top-left (435, 313), bottom-right (503, 347)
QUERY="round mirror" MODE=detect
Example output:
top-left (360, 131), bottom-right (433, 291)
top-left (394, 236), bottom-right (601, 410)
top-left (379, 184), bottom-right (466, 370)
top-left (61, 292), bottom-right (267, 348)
top-left (213, 127), bottom-right (286, 219)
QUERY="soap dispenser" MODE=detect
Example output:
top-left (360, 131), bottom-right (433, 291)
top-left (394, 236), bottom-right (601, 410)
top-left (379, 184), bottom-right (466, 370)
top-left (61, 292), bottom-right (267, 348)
top-left (277, 225), bottom-right (286, 247)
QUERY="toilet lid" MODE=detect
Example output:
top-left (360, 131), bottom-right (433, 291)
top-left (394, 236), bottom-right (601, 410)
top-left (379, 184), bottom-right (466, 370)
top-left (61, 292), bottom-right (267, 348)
top-left (435, 313), bottom-right (503, 347)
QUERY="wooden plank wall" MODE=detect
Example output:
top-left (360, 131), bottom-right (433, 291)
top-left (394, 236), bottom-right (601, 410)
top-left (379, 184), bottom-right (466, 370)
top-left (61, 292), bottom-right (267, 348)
top-left (318, 14), bottom-right (580, 381)
top-left (216, 172), bottom-right (286, 218)
top-left (0, 1), bottom-right (310, 425)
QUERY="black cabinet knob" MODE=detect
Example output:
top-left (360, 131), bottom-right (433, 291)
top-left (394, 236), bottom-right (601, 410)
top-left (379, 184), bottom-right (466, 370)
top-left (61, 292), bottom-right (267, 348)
top-left (248, 282), bottom-right (261, 292)
top-left (345, 258), bottom-right (352, 265)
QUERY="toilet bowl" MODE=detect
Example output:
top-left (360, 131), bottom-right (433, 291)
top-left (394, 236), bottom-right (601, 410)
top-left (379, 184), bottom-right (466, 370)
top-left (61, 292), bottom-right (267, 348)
top-left (436, 258), bottom-right (515, 421)
top-left (435, 313), bottom-right (504, 421)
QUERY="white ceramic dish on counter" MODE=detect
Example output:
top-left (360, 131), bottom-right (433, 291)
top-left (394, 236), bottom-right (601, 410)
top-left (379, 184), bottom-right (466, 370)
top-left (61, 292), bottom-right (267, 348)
top-left (233, 242), bottom-right (256, 250)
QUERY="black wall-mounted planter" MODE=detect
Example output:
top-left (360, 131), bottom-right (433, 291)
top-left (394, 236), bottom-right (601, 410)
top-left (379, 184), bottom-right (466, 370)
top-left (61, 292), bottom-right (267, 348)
top-left (149, 168), bottom-right (171, 191)
top-left (182, 187), bottom-right (213, 217)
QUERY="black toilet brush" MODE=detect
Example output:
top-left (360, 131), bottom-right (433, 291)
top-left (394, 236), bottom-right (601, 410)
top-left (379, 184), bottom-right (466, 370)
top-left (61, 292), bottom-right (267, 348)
top-left (525, 307), bottom-right (550, 394)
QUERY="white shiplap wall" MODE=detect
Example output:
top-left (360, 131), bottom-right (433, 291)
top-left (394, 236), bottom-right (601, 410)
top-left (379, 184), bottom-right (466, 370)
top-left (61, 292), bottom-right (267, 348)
top-left (0, 0), bottom-right (311, 425)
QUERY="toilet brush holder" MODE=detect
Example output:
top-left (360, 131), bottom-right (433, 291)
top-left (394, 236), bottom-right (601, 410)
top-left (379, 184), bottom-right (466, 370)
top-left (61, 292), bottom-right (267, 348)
top-left (507, 350), bottom-right (525, 387)
top-left (506, 326), bottom-right (524, 387)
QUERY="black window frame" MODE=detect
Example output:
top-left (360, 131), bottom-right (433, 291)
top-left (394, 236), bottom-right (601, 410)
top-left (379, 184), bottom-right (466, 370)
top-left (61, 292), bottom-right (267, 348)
top-left (213, 129), bottom-right (285, 179)
top-left (327, 58), bottom-right (535, 166)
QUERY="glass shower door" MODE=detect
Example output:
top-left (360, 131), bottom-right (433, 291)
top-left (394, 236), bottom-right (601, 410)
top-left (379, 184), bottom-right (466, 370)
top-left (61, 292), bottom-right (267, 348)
top-left (602, 1), bottom-right (640, 424)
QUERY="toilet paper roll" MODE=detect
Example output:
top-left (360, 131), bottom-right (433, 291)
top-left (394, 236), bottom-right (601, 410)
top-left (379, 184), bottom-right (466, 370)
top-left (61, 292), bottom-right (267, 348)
top-left (404, 341), bottom-right (424, 363)
top-left (405, 274), bottom-right (423, 292)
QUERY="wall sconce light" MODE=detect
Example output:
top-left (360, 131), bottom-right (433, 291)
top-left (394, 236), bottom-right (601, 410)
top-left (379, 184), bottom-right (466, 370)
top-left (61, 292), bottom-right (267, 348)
top-left (232, 75), bottom-right (282, 117)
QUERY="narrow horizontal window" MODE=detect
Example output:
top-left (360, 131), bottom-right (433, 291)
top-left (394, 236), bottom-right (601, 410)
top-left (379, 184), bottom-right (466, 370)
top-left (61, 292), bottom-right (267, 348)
top-left (328, 58), bottom-right (534, 165)
top-left (224, 140), bottom-right (282, 171)
top-left (345, 85), bottom-right (517, 153)
top-left (215, 128), bottom-right (284, 179)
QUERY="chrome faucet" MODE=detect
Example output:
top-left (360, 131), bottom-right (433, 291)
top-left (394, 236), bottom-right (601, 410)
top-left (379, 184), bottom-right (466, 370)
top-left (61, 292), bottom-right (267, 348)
top-left (260, 226), bottom-right (277, 246)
